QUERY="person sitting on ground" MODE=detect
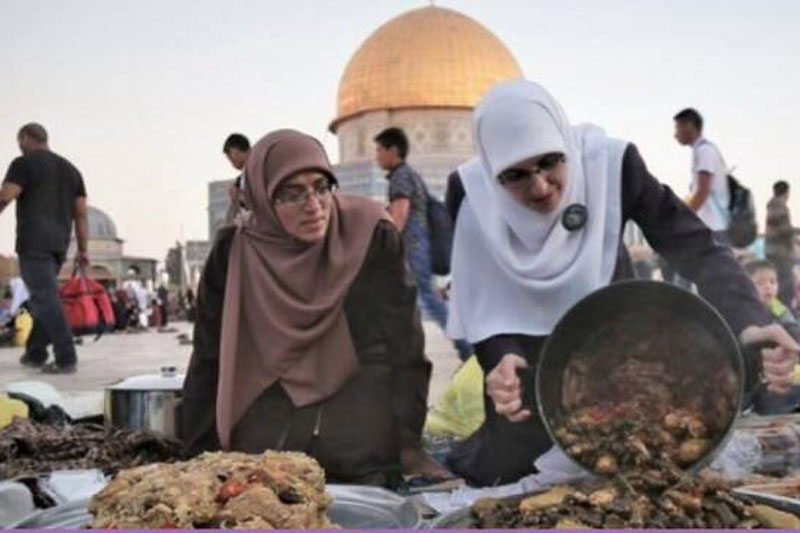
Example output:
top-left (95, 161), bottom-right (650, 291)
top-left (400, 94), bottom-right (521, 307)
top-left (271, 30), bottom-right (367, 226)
top-left (181, 129), bottom-right (446, 488)
top-left (444, 80), bottom-right (800, 486)
top-left (747, 259), bottom-right (800, 342)
top-left (745, 259), bottom-right (800, 413)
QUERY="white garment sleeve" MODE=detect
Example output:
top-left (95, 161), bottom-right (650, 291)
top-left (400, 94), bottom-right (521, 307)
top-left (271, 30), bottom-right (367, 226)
top-left (694, 144), bottom-right (718, 175)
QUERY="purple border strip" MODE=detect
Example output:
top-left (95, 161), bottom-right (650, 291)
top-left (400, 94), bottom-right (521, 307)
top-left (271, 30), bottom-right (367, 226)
top-left (24, 529), bottom-right (800, 532)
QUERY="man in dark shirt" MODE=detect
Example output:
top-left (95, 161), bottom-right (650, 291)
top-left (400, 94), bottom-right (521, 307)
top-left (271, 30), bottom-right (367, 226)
top-left (765, 181), bottom-right (796, 309)
top-left (375, 127), bottom-right (471, 360)
top-left (0, 123), bottom-right (89, 373)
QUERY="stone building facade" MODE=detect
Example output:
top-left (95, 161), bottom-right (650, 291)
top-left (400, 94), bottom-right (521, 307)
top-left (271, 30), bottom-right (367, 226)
top-left (333, 108), bottom-right (475, 200)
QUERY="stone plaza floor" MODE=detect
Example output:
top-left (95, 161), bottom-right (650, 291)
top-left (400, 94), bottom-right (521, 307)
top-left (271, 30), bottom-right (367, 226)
top-left (0, 320), bottom-right (463, 418)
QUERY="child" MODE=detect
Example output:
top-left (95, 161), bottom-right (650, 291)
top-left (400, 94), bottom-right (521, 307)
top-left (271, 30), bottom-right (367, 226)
top-left (746, 260), bottom-right (800, 342)
top-left (746, 259), bottom-right (800, 414)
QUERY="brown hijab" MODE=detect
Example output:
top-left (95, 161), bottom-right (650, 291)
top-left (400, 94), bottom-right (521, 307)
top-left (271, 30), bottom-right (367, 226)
top-left (216, 129), bottom-right (386, 449)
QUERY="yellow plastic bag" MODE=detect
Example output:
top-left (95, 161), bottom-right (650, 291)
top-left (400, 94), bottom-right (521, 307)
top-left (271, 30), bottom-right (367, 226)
top-left (425, 355), bottom-right (485, 439)
top-left (13, 309), bottom-right (33, 347)
top-left (0, 392), bottom-right (29, 428)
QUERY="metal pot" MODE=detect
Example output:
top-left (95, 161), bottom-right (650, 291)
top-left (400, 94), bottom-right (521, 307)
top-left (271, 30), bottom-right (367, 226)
top-left (104, 367), bottom-right (184, 438)
top-left (534, 280), bottom-right (744, 473)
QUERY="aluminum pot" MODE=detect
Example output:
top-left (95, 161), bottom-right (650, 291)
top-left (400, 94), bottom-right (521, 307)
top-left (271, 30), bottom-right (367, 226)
top-left (534, 280), bottom-right (745, 474)
top-left (104, 367), bottom-right (184, 438)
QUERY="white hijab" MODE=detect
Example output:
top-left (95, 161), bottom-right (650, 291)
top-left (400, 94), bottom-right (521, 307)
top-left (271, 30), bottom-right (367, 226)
top-left (447, 80), bottom-right (628, 343)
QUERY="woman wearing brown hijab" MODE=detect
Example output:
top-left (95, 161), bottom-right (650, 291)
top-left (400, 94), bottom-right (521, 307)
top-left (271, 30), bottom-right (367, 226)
top-left (181, 129), bottom-right (437, 488)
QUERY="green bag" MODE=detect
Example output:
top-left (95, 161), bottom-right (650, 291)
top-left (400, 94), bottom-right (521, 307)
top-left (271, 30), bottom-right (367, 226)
top-left (425, 356), bottom-right (485, 438)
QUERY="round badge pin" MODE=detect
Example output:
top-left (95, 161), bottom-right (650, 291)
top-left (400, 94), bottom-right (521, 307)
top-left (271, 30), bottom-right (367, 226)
top-left (562, 204), bottom-right (588, 231)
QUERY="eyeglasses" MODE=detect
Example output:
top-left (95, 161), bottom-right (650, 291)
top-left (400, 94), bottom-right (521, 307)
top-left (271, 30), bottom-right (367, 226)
top-left (273, 181), bottom-right (335, 207)
top-left (497, 153), bottom-right (566, 187)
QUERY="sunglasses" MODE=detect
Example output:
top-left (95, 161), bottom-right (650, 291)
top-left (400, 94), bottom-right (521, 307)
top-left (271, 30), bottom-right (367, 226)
top-left (497, 153), bottom-right (566, 186)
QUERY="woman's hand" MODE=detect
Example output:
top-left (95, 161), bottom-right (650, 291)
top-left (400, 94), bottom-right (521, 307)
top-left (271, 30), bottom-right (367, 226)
top-left (741, 324), bottom-right (800, 394)
top-left (486, 353), bottom-right (531, 422)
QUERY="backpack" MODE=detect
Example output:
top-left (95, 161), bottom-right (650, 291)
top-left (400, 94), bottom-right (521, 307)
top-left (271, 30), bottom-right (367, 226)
top-left (700, 139), bottom-right (757, 248)
top-left (60, 271), bottom-right (115, 339)
top-left (407, 170), bottom-right (455, 276)
top-left (726, 175), bottom-right (757, 248)
top-left (426, 192), bottom-right (455, 276)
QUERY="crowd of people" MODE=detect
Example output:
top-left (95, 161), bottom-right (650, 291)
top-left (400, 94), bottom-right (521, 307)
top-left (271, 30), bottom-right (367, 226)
top-left (0, 275), bottom-right (194, 349)
top-left (2, 79), bottom-right (799, 489)
top-left (108, 282), bottom-right (192, 333)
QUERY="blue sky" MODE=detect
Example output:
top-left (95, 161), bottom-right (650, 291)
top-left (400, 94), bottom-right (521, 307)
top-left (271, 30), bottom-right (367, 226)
top-left (1, 0), bottom-right (798, 259)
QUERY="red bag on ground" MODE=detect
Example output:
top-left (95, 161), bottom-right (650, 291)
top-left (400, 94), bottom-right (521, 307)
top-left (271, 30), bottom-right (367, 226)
top-left (59, 271), bottom-right (115, 337)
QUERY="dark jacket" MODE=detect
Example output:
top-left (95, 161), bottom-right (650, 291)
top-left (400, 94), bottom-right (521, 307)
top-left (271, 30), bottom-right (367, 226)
top-left (444, 143), bottom-right (773, 486)
top-left (180, 220), bottom-right (431, 488)
top-left (765, 196), bottom-right (795, 259)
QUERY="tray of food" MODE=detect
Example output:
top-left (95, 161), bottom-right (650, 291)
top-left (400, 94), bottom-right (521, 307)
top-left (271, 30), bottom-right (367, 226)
top-left (8, 450), bottom-right (420, 529)
top-left (432, 476), bottom-right (800, 529)
top-left (0, 418), bottom-right (182, 480)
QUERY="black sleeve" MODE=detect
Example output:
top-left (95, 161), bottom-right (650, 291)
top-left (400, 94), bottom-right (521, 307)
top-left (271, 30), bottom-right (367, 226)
top-left (73, 166), bottom-right (87, 198)
top-left (388, 167), bottom-right (416, 201)
top-left (474, 334), bottom-right (531, 372)
top-left (4, 157), bottom-right (30, 188)
top-left (180, 227), bottom-right (235, 455)
top-left (371, 221), bottom-right (432, 449)
top-left (779, 311), bottom-right (800, 344)
top-left (445, 170), bottom-right (466, 223)
top-left (620, 144), bottom-right (772, 335)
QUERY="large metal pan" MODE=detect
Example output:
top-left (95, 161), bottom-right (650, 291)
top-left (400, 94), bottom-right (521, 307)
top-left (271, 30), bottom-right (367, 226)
top-left (534, 280), bottom-right (745, 474)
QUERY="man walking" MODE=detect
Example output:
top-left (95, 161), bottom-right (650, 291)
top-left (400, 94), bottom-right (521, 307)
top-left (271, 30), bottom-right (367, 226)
top-left (375, 127), bottom-right (471, 360)
top-left (766, 180), bottom-right (796, 308)
top-left (0, 123), bottom-right (88, 373)
top-left (222, 133), bottom-right (250, 224)
top-left (674, 108), bottom-right (731, 245)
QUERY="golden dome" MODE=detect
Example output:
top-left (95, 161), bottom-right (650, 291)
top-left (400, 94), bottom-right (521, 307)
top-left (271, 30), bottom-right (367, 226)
top-left (330, 6), bottom-right (522, 132)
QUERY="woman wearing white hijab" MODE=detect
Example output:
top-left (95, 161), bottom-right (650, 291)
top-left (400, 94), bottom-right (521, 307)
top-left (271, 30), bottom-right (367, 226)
top-left (444, 80), bottom-right (800, 486)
